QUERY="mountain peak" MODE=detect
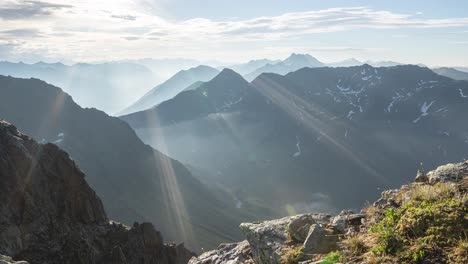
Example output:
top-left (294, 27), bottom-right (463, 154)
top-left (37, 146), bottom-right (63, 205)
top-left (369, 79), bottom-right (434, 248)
top-left (212, 68), bottom-right (247, 83)
top-left (284, 53), bottom-right (323, 67)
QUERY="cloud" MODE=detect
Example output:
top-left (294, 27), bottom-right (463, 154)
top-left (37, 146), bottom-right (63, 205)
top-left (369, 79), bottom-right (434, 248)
top-left (123, 36), bottom-right (140, 41)
top-left (0, 0), bottom-right (72, 20)
top-left (0, 28), bottom-right (43, 38)
top-left (208, 7), bottom-right (468, 39)
top-left (111, 14), bottom-right (137, 21)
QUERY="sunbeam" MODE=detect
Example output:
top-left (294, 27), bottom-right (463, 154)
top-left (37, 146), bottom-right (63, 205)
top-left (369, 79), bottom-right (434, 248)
top-left (143, 109), bottom-right (196, 247)
top-left (252, 75), bottom-right (390, 184)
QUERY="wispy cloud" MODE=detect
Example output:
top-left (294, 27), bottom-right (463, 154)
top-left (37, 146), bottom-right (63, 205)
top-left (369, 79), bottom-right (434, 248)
top-left (0, 28), bottom-right (43, 38)
top-left (111, 14), bottom-right (137, 21)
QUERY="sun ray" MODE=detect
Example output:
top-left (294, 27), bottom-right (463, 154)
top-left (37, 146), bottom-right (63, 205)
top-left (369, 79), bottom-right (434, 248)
top-left (252, 75), bottom-right (389, 184)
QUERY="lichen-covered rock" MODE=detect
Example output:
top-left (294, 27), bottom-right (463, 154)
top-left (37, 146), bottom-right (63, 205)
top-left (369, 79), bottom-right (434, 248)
top-left (426, 161), bottom-right (468, 183)
top-left (0, 120), bottom-right (193, 264)
top-left (188, 241), bottom-right (254, 264)
top-left (239, 214), bottom-right (330, 264)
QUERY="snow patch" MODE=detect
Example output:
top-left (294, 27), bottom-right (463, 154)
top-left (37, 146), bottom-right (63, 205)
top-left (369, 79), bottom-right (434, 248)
top-left (386, 93), bottom-right (404, 113)
top-left (459, 89), bottom-right (467, 98)
top-left (413, 101), bottom-right (435, 123)
top-left (439, 131), bottom-right (450, 137)
top-left (52, 132), bottom-right (65, 144)
top-left (293, 136), bottom-right (301, 157)
top-left (347, 110), bottom-right (355, 120)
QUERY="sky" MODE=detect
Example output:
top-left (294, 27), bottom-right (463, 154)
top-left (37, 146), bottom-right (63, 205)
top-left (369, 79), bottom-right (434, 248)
top-left (0, 0), bottom-right (468, 66)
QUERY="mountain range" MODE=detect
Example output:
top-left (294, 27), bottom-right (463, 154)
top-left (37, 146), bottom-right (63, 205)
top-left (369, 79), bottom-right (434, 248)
top-left (121, 64), bottom-right (468, 217)
top-left (244, 53), bottom-right (325, 81)
top-left (0, 75), bottom-right (275, 251)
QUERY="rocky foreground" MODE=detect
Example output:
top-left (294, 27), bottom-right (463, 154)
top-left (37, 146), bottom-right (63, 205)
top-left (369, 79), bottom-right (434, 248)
top-left (190, 162), bottom-right (468, 264)
top-left (0, 120), bottom-right (193, 264)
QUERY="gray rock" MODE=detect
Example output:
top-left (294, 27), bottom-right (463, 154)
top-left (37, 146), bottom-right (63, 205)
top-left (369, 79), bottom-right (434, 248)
top-left (330, 210), bottom-right (365, 234)
top-left (239, 214), bottom-right (331, 264)
top-left (426, 161), bottom-right (468, 183)
top-left (240, 216), bottom-right (290, 264)
top-left (302, 224), bottom-right (338, 255)
top-left (288, 214), bottom-right (331, 242)
top-left (189, 240), bottom-right (254, 264)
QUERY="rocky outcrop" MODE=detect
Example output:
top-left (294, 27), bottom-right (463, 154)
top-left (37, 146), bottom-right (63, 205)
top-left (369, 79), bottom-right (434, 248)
top-left (188, 241), bottom-right (254, 264)
top-left (0, 120), bottom-right (193, 264)
top-left (426, 162), bottom-right (468, 183)
top-left (191, 213), bottom-right (345, 264)
top-left (190, 161), bottom-right (468, 264)
top-left (0, 255), bottom-right (28, 264)
top-left (239, 214), bottom-right (331, 264)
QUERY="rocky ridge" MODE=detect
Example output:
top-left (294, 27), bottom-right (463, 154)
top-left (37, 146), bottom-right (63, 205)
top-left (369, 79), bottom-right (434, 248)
top-left (190, 161), bottom-right (468, 264)
top-left (0, 120), bottom-right (193, 264)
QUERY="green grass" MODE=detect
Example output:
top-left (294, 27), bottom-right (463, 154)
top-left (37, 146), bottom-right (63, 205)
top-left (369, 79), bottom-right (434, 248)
top-left (319, 251), bottom-right (342, 264)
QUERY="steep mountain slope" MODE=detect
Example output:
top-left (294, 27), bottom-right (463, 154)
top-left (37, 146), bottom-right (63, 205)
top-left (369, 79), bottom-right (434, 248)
top-left (0, 120), bottom-right (193, 264)
top-left (0, 75), bottom-right (270, 251)
top-left (433, 67), bottom-right (468, 81)
top-left (244, 54), bottom-right (324, 81)
top-left (121, 65), bottom-right (468, 217)
top-left (119, 65), bottom-right (220, 115)
top-left (0, 61), bottom-right (157, 114)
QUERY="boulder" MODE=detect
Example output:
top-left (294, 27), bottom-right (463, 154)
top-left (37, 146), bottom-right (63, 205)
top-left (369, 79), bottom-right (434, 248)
top-left (239, 214), bottom-right (330, 264)
top-left (288, 214), bottom-right (331, 242)
top-left (302, 224), bottom-right (338, 255)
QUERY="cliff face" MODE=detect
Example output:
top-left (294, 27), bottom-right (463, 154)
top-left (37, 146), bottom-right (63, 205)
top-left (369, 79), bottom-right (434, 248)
top-left (0, 120), bottom-right (193, 264)
top-left (190, 161), bottom-right (468, 264)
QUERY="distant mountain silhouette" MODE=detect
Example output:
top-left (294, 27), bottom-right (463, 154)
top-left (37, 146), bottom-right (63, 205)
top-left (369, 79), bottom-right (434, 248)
top-left (119, 65), bottom-right (219, 115)
top-left (433, 67), bottom-right (468, 81)
top-left (244, 53), bottom-right (324, 81)
top-left (225, 59), bottom-right (280, 76)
